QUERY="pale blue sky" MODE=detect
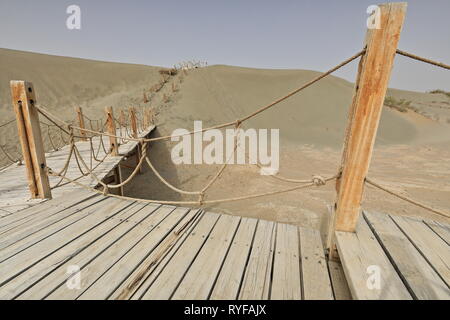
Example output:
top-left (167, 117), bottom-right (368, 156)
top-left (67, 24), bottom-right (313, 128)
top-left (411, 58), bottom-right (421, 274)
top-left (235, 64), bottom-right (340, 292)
top-left (0, 0), bottom-right (448, 91)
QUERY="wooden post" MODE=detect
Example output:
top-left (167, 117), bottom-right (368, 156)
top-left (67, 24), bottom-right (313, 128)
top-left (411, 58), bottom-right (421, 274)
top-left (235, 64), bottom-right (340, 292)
top-left (129, 107), bottom-right (142, 173)
top-left (334, 2), bottom-right (407, 232)
top-left (75, 106), bottom-right (87, 141)
top-left (10, 81), bottom-right (52, 199)
top-left (105, 106), bottom-right (119, 156)
top-left (143, 109), bottom-right (148, 128)
top-left (129, 107), bottom-right (138, 139)
top-left (114, 166), bottom-right (124, 196)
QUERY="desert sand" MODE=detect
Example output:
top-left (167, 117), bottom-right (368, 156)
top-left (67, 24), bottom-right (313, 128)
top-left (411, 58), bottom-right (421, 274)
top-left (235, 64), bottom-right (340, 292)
top-left (1, 48), bottom-right (449, 241)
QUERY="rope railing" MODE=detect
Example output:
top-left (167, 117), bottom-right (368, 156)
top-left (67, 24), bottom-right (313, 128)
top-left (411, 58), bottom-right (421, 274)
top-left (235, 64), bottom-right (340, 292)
top-left (359, 49), bottom-right (450, 220)
top-left (34, 49), bottom-right (366, 145)
top-left (0, 119), bottom-right (16, 128)
top-left (396, 49), bottom-right (450, 70)
top-left (27, 50), bottom-right (363, 206)
top-left (31, 47), bottom-right (450, 219)
top-left (2, 45), bottom-right (449, 221)
top-left (0, 118), bottom-right (23, 168)
top-left (365, 178), bottom-right (450, 219)
top-left (42, 112), bottom-right (335, 206)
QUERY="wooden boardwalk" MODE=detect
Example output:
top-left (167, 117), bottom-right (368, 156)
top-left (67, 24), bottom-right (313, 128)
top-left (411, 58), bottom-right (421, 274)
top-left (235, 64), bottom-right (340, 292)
top-left (0, 126), bottom-right (155, 216)
top-left (336, 211), bottom-right (450, 300)
top-left (0, 118), bottom-right (447, 300)
top-left (0, 186), bottom-right (448, 300)
top-left (0, 191), bottom-right (336, 300)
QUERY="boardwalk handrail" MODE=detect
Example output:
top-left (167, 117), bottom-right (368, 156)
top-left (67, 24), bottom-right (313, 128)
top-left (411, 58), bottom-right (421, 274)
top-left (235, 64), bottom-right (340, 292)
top-left (4, 2), bottom-right (449, 255)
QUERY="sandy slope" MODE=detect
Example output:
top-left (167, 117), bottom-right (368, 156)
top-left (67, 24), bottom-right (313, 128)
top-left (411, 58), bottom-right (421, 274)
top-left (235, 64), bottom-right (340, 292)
top-left (122, 64), bottom-right (450, 239)
top-left (1, 48), bottom-right (449, 238)
top-left (0, 48), bottom-right (161, 165)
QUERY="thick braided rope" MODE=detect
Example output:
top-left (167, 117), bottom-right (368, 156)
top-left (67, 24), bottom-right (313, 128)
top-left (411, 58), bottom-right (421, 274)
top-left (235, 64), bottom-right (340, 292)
top-left (0, 145), bottom-right (20, 164)
top-left (35, 49), bottom-right (365, 144)
top-left (366, 178), bottom-right (450, 219)
top-left (396, 49), bottom-right (450, 70)
top-left (47, 167), bottom-right (336, 206)
top-left (0, 119), bottom-right (16, 128)
top-left (49, 114), bottom-right (338, 202)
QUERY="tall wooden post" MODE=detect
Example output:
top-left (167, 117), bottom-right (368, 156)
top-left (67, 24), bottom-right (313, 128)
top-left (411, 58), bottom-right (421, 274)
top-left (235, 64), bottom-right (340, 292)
top-left (129, 107), bottom-right (138, 139)
top-left (75, 106), bottom-right (87, 141)
top-left (143, 109), bottom-right (148, 128)
top-left (129, 107), bottom-right (142, 173)
top-left (10, 81), bottom-right (52, 199)
top-left (334, 2), bottom-right (407, 232)
top-left (105, 106), bottom-right (119, 156)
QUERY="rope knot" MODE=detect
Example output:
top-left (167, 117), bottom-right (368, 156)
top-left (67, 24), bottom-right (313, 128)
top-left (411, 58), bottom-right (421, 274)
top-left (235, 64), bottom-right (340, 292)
top-left (235, 119), bottom-right (242, 128)
top-left (102, 185), bottom-right (109, 196)
top-left (312, 175), bottom-right (326, 186)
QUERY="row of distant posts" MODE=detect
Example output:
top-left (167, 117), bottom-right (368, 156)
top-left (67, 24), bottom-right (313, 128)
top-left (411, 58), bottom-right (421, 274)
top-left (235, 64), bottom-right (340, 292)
top-left (10, 80), bottom-right (152, 202)
top-left (8, 3), bottom-right (406, 261)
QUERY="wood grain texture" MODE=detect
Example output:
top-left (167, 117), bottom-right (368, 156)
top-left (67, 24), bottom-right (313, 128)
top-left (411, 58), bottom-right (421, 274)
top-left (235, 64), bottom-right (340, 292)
top-left (335, 216), bottom-right (412, 300)
top-left (105, 106), bottom-right (118, 156)
top-left (238, 220), bottom-right (275, 300)
top-left (300, 226), bottom-right (334, 300)
top-left (270, 223), bottom-right (301, 300)
top-left (172, 215), bottom-right (240, 300)
top-left (10, 81), bottom-right (51, 199)
top-left (365, 211), bottom-right (450, 299)
top-left (210, 217), bottom-right (257, 300)
top-left (391, 214), bottom-right (450, 288)
top-left (141, 213), bottom-right (220, 299)
top-left (335, 3), bottom-right (407, 232)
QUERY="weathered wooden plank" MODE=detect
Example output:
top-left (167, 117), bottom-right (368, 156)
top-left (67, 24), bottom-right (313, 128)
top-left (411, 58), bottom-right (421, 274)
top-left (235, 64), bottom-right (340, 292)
top-left (141, 213), bottom-right (220, 300)
top-left (270, 223), bottom-right (301, 300)
top-left (0, 195), bottom-right (105, 258)
top-left (0, 124), bottom-right (154, 214)
top-left (300, 226), bottom-right (334, 300)
top-left (391, 214), bottom-right (450, 288)
top-left (76, 207), bottom-right (194, 300)
top-left (45, 205), bottom-right (181, 300)
top-left (0, 198), bottom-right (134, 286)
top-left (335, 217), bottom-right (412, 300)
top-left (210, 218), bottom-right (258, 300)
top-left (110, 209), bottom-right (203, 300)
top-left (424, 220), bottom-right (450, 246)
top-left (0, 190), bottom-right (93, 231)
top-left (365, 211), bottom-right (450, 299)
top-left (238, 220), bottom-right (275, 300)
top-left (327, 261), bottom-right (351, 300)
top-left (172, 215), bottom-right (240, 300)
top-left (335, 3), bottom-right (407, 232)
top-left (3, 202), bottom-right (159, 299)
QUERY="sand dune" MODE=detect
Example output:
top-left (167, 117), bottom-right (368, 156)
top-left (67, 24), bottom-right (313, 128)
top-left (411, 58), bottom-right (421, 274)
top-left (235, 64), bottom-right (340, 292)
top-left (1, 48), bottom-right (448, 148)
top-left (0, 48), bottom-right (160, 119)
top-left (1, 48), bottom-right (449, 235)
